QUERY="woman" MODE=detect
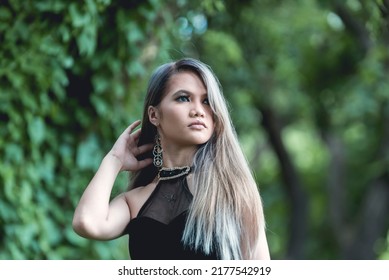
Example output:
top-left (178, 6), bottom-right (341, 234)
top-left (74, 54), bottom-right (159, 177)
top-left (72, 58), bottom-right (270, 260)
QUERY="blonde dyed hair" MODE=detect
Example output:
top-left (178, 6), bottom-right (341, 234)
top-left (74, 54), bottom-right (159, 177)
top-left (131, 58), bottom-right (265, 259)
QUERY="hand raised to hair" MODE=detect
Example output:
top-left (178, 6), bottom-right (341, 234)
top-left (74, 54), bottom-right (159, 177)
top-left (108, 120), bottom-right (153, 172)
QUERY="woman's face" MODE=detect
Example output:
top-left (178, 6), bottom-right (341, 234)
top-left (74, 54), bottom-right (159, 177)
top-left (149, 71), bottom-right (215, 149)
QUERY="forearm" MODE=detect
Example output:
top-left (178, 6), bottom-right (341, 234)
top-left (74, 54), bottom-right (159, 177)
top-left (72, 154), bottom-right (122, 237)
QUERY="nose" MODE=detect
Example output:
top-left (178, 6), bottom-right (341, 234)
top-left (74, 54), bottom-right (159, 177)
top-left (189, 101), bottom-right (205, 118)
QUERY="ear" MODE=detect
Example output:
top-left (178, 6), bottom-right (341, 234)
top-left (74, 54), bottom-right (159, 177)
top-left (148, 105), bottom-right (160, 126)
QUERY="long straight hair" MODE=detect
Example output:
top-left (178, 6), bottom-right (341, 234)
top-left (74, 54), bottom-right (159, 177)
top-left (130, 58), bottom-right (265, 259)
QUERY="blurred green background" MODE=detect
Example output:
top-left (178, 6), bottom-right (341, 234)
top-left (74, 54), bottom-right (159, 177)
top-left (1, 0), bottom-right (389, 260)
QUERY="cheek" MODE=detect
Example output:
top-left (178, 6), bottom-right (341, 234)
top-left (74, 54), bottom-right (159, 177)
top-left (162, 107), bottom-right (184, 124)
top-left (170, 109), bottom-right (185, 120)
top-left (210, 117), bottom-right (217, 134)
top-left (209, 111), bottom-right (216, 127)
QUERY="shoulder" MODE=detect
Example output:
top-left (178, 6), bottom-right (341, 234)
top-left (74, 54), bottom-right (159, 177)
top-left (124, 180), bottom-right (159, 219)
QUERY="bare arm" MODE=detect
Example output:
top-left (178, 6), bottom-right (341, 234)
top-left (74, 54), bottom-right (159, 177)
top-left (72, 120), bottom-right (153, 240)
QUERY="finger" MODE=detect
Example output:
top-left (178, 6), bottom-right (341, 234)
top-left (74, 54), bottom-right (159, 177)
top-left (132, 128), bottom-right (142, 140)
top-left (122, 120), bottom-right (141, 135)
top-left (136, 158), bottom-right (153, 170)
top-left (134, 143), bottom-right (154, 156)
top-left (128, 130), bottom-right (143, 149)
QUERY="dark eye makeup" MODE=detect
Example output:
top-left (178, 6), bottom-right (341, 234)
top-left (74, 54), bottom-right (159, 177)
top-left (176, 95), bottom-right (190, 102)
top-left (174, 91), bottom-right (210, 105)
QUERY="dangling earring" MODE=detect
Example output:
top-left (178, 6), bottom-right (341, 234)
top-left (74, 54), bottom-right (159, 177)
top-left (153, 134), bottom-right (163, 168)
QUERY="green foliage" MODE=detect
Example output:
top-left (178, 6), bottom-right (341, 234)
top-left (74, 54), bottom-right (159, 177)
top-left (378, 231), bottom-right (389, 260)
top-left (2, 0), bottom-right (389, 260)
top-left (191, 0), bottom-right (389, 259)
top-left (0, 0), bottom-right (180, 259)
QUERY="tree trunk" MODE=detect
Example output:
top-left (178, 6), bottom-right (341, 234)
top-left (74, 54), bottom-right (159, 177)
top-left (259, 105), bottom-right (308, 259)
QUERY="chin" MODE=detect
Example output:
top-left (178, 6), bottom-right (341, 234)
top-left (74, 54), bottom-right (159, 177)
top-left (175, 134), bottom-right (213, 147)
top-left (194, 138), bottom-right (212, 146)
top-left (181, 138), bottom-right (209, 147)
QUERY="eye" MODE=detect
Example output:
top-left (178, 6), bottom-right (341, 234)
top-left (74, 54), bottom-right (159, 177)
top-left (203, 98), bottom-right (210, 105)
top-left (176, 95), bottom-right (190, 102)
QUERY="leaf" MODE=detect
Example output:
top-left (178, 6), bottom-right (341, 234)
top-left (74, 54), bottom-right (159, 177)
top-left (76, 133), bottom-right (103, 170)
top-left (27, 116), bottom-right (46, 146)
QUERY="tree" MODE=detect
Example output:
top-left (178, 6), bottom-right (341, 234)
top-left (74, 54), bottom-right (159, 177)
top-left (188, 0), bottom-right (389, 259)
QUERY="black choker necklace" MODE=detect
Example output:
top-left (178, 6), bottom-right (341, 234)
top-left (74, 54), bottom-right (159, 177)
top-left (158, 166), bottom-right (191, 181)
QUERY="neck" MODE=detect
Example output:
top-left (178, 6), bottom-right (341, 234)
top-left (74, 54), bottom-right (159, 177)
top-left (161, 145), bottom-right (197, 168)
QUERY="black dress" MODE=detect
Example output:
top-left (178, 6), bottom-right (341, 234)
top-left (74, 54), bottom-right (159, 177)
top-left (125, 175), bottom-right (218, 260)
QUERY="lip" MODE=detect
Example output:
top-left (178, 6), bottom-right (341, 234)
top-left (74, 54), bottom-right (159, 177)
top-left (188, 120), bottom-right (206, 128)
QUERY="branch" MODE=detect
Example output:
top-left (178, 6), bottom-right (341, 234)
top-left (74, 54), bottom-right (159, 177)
top-left (343, 174), bottom-right (389, 259)
top-left (333, 2), bottom-right (373, 53)
top-left (259, 105), bottom-right (308, 259)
